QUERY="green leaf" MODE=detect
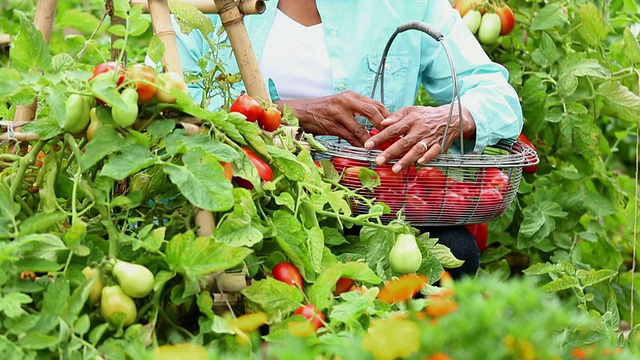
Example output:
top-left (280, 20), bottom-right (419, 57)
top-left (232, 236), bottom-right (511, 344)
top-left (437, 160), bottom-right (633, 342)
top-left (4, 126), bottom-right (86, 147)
top-left (583, 193), bottom-right (617, 216)
top-left (0, 293), bottom-right (32, 319)
top-left (558, 112), bottom-right (600, 160)
top-left (308, 262), bottom-right (382, 310)
top-left (22, 117), bottom-right (63, 140)
top-left (540, 275), bottom-right (579, 292)
top-left (272, 210), bottom-right (316, 282)
top-left (274, 192), bottom-right (295, 211)
top-left (229, 116), bottom-right (268, 155)
top-left (214, 188), bottom-right (264, 247)
top-left (530, 32), bottom-right (559, 67)
top-left (268, 145), bottom-right (307, 182)
top-left (79, 123), bottom-right (127, 171)
top-left (322, 227), bottom-right (348, 246)
top-left (44, 83), bottom-right (68, 125)
top-left (147, 35), bottom-right (166, 66)
top-left (577, 3), bottom-right (609, 47)
top-left (99, 143), bottom-right (156, 180)
top-left (530, 4), bottom-right (568, 31)
top-left (18, 332), bottom-right (59, 350)
top-left (576, 269), bottom-right (617, 288)
top-left (241, 278), bottom-right (304, 317)
top-left (623, 27), bottom-right (640, 63)
top-left (0, 181), bottom-right (20, 238)
top-left (517, 201), bottom-right (567, 248)
top-left (597, 81), bottom-right (640, 123)
top-left (165, 231), bottom-right (252, 277)
top-left (164, 147), bottom-right (234, 212)
top-left (10, 10), bottom-right (52, 72)
top-left (165, 132), bottom-right (238, 161)
top-left (307, 227), bottom-right (325, 274)
top-left (169, 0), bottom-right (214, 36)
top-left (147, 119), bottom-right (175, 139)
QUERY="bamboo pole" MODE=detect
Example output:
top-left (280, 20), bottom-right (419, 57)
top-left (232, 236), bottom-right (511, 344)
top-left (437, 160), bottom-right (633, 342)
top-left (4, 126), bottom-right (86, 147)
top-left (10, 0), bottom-right (58, 154)
top-left (148, 0), bottom-right (184, 79)
top-left (212, 0), bottom-right (269, 101)
top-left (130, 0), bottom-right (265, 15)
top-left (0, 34), bottom-right (11, 46)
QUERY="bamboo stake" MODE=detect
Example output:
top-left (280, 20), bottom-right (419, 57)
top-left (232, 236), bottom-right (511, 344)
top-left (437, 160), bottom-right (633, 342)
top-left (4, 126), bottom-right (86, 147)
top-left (0, 34), bottom-right (11, 46)
top-left (148, 0), bottom-right (185, 78)
top-left (213, 0), bottom-right (269, 101)
top-left (9, 0), bottom-right (58, 154)
top-left (130, 0), bottom-right (265, 15)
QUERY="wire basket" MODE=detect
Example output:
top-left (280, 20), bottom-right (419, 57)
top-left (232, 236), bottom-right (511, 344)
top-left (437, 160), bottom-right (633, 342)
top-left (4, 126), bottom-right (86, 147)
top-left (313, 21), bottom-right (538, 226)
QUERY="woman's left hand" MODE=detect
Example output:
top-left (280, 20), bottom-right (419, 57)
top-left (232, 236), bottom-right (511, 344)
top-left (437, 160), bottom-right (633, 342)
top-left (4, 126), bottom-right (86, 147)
top-left (364, 104), bottom-right (476, 173)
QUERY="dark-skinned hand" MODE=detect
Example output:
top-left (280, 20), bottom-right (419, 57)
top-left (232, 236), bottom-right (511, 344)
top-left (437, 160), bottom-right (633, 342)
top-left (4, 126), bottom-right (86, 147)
top-left (275, 91), bottom-right (390, 147)
top-left (364, 104), bottom-right (476, 173)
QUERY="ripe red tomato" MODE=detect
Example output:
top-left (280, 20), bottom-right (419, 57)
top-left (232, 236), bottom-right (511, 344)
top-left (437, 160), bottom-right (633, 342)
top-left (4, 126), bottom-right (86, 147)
top-left (126, 64), bottom-right (157, 103)
top-left (405, 193), bottom-right (429, 220)
top-left (443, 190), bottom-right (470, 220)
top-left (448, 179), bottom-right (480, 201)
top-left (376, 167), bottom-right (404, 190)
top-left (376, 188), bottom-right (402, 214)
top-left (341, 166), bottom-right (366, 187)
top-left (230, 94), bottom-right (262, 122)
top-left (90, 61), bottom-right (126, 86)
top-left (494, 4), bottom-right (515, 36)
top-left (517, 133), bottom-right (538, 174)
top-left (258, 106), bottom-right (282, 132)
top-left (369, 128), bottom-right (401, 151)
top-left (479, 168), bottom-right (509, 192)
top-left (242, 147), bottom-right (273, 182)
top-left (332, 157), bottom-right (369, 173)
top-left (475, 187), bottom-right (504, 213)
top-left (333, 278), bottom-right (354, 296)
top-left (293, 304), bottom-right (325, 330)
top-left (465, 223), bottom-right (489, 251)
top-left (477, 12), bottom-right (502, 45)
top-left (416, 166), bottom-right (447, 192)
top-left (272, 262), bottom-right (303, 289)
top-left (424, 189), bottom-right (446, 217)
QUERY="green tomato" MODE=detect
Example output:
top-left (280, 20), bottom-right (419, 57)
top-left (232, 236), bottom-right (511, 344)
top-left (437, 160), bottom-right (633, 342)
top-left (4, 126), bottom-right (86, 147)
top-left (112, 260), bottom-right (155, 299)
top-left (462, 10), bottom-right (482, 34)
top-left (389, 234), bottom-right (422, 274)
top-left (62, 94), bottom-right (92, 133)
top-left (100, 285), bottom-right (137, 326)
top-left (477, 13), bottom-right (502, 45)
top-left (82, 266), bottom-right (104, 305)
top-left (111, 88), bottom-right (139, 128)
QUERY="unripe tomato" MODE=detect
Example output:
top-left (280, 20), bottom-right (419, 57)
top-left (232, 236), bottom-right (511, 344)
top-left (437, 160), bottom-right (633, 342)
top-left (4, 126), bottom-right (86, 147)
top-left (272, 262), bottom-right (303, 289)
top-left (389, 234), bottom-right (422, 274)
top-left (86, 107), bottom-right (101, 141)
top-left (453, 0), bottom-right (486, 17)
top-left (112, 260), bottom-right (155, 298)
top-left (154, 72), bottom-right (188, 104)
top-left (62, 94), bottom-right (93, 134)
top-left (111, 88), bottom-right (139, 128)
top-left (100, 285), bottom-right (137, 326)
top-left (258, 106), bottom-right (282, 132)
top-left (230, 94), bottom-right (262, 122)
top-left (462, 10), bottom-right (482, 34)
top-left (495, 4), bottom-right (515, 36)
top-left (126, 64), bottom-right (158, 103)
top-left (293, 304), bottom-right (325, 330)
top-left (90, 61), bottom-right (126, 87)
top-left (477, 13), bottom-right (502, 45)
top-left (82, 266), bottom-right (104, 305)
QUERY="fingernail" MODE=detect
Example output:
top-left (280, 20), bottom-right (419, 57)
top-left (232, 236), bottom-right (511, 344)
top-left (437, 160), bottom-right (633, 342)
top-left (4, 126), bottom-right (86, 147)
top-left (392, 164), bottom-right (402, 173)
top-left (364, 140), bottom-right (373, 149)
top-left (376, 156), bottom-right (386, 165)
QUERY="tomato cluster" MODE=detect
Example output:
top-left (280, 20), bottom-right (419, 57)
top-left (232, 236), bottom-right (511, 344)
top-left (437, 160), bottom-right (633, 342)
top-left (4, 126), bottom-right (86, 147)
top-left (336, 158), bottom-right (512, 224)
top-left (230, 94), bottom-right (282, 132)
top-left (454, 0), bottom-right (515, 45)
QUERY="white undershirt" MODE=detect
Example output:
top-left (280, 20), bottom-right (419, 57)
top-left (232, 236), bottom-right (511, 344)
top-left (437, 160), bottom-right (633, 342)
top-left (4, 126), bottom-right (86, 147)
top-left (259, 9), bottom-right (333, 100)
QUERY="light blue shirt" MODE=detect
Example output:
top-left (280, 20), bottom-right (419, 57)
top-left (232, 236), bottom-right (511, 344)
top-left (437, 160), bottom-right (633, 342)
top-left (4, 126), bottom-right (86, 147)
top-left (172, 0), bottom-right (523, 153)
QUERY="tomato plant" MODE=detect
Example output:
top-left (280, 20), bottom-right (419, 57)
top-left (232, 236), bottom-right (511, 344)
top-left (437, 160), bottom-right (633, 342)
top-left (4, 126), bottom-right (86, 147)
top-left (494, 4), bottom-right (515, 36)
top-left (126, 63), bottom-right (158, 103)
top-left (154, 72), bottom-right (188, 104)
top-left (272, 262), bottom-right (303, 289)
top-left (230, 94), bottom-right (262, 122)
top-left (477, 12), bottom-right (501, 45)
top-left (293, 304), bottom-right (325, 330)
top-left (258, 105), bottom-right (282, 131)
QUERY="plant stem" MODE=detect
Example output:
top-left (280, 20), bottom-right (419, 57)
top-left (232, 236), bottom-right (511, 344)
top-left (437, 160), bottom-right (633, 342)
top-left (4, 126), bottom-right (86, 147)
top-left (10, 140), bottom-right (45, 198)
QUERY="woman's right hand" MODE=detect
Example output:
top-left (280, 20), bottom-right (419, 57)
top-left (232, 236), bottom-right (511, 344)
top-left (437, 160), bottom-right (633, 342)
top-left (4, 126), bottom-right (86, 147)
top-left (275, 91), bottom-right (390, 147)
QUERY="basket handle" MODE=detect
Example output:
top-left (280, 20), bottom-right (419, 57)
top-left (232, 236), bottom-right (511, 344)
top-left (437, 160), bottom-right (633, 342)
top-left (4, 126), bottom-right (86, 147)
top-left (370, 21), bottom-right (465, 155)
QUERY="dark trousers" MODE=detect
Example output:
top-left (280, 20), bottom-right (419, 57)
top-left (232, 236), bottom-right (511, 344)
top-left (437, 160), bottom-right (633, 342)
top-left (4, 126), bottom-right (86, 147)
top-left (422, 225), bottom-right (480, 279)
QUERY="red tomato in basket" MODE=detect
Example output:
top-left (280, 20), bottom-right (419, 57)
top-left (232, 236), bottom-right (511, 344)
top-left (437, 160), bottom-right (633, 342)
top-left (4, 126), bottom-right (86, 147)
top-left (376, 189), bottom-right (402, 214)
top-left (444, 190), bottom-right (470, 219)
top-left (476, 187), bottom-right (504, 213)
top-left (376, 167), bottom-right (405, 190)
top-left (406, 181), bottom-right (427, 198)
top-left (405, 194), bottom-right (429, 220)
top-left (448, 179), bottom-right (480, 200)
top-left (417, 166), bottom-right (447, 192)
top-left (478, 168), bottom-right (509, 192)
top-left (424, 190), bottom-right (446, 217)
top-left (369, 128), bottom-right (401, 151)
top-left (341, 166), bottom-right (365, 187)
top-left (517, 133), bottom-right (539, 174)
top-left (465, 223), bottom-right (489, 251)
top-left (333, 157), bottom-right (369, 173)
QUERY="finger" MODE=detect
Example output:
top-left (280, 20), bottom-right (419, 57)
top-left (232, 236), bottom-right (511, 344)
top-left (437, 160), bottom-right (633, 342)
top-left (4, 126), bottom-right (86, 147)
top-left (418, 143), bottom-right (442, 164)
top-left (348, 92), bottom-right (391, 123)
top-left (373, 135), bottom-right (414, 167)
top-left (381, 107), bottom-right (411, 127)
top-left (363, 122), bottom-right (408, 150)
top-left (333, 124), bottom-right (365, 147)
top-left (352, 100), bottom-right (388, 130)
top-left (337, 115), bottom-right (370, 146)
top-left (390, 142), bottom-right (429, 173)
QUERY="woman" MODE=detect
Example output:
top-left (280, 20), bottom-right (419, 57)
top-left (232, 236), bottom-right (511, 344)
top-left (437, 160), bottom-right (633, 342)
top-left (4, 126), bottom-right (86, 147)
top-left (172, 0), bottom-right (523, 277)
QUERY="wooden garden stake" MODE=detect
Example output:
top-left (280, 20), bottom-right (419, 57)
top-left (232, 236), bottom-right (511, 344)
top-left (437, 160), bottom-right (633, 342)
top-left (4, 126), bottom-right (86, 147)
top-left (10, 0), bottom-right (58, 154)
top-left (131, 0), bottom-right (266, 15)
top-left (148, 0), bottom-right (185, 79)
